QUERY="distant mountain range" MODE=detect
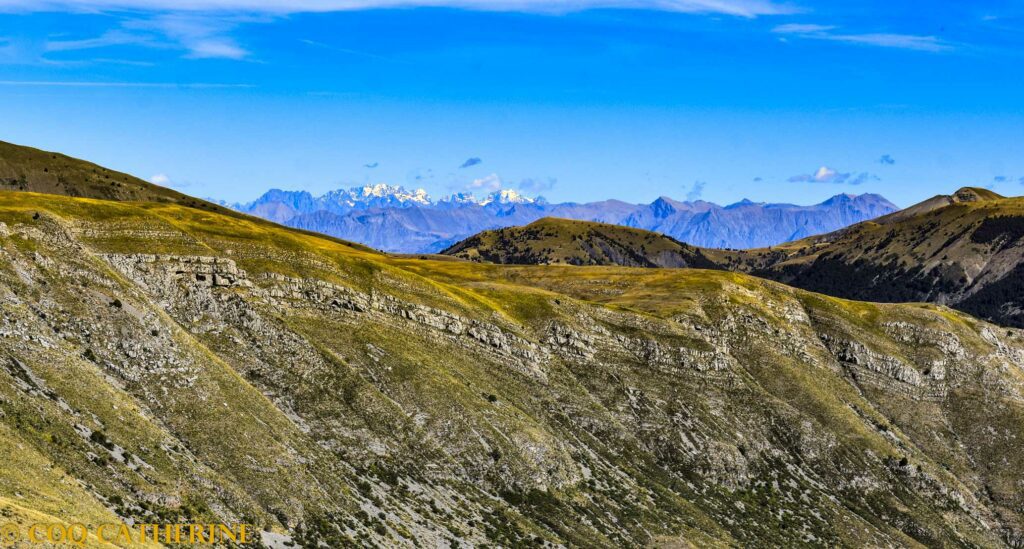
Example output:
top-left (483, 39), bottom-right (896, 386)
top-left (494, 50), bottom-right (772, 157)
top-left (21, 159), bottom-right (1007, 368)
top-left (226, 184), bottom-right (899, 252)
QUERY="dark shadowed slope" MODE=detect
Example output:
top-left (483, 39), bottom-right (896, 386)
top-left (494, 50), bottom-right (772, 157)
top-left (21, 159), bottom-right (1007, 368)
top-left (728, 187), bottom-right (1024, 327)
top-left (444, 188), bottom-right (1024, 329)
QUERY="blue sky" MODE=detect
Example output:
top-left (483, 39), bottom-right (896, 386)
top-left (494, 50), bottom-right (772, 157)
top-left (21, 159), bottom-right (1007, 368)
top-left (1, 1), bottom-right (1022, 207)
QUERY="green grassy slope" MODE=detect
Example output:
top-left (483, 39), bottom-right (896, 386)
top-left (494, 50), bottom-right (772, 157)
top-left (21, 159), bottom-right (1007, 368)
top-left (0, 140), bottom-right (379, 255)
top-left (0, 190), bottom-right (1022, 546)
top-left (443, 217), bottom-right (720, 268)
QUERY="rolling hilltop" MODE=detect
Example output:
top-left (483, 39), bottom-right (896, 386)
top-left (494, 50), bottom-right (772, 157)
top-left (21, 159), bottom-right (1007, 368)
top-left (443, 217), bottom-right (719, 268)
top-left (0, 142), bottom-right (1022, 546)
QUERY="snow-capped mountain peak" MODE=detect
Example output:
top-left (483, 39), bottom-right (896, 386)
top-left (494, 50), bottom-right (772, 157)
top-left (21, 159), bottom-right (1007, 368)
top-left (440, 192), bottom-right (478, 204)
top-left (313, 184), bottom-right (432, 210)
top-left (242, 183), bottom-right (541, 214)
top-left (355, 183), bottom-right (431, 204)
top-left (479, 189), bottom-right (535, 206)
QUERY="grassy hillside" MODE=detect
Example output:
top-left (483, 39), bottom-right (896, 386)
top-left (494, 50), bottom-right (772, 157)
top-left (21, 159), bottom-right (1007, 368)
top-left (443, 217), bottom-right (720, 268)
top-left (1, 190), bottom-right (1023, 546)
top-left (0, 139), bottom-right (380, 255)
top-left (0, 140), bottom-right (235, 209)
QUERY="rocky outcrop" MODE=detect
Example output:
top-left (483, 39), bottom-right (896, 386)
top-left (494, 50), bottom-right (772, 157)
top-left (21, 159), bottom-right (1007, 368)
top-left (101, 254), bottom-right (551, 383)
top-left (101, 253), bottom-right (249, 290)
top-left (821, 334), bottom-right (924, 386)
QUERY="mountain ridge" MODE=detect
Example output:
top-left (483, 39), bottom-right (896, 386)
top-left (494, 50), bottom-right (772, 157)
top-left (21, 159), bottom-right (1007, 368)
top-left (0, 139), bottom-right (239, 216)
top-left (736, 186), bottom-right (1024, 327)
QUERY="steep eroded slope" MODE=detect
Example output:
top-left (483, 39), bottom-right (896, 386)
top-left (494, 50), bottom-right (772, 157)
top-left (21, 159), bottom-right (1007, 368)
top-left (0, 192), bottom-right (1023, 546)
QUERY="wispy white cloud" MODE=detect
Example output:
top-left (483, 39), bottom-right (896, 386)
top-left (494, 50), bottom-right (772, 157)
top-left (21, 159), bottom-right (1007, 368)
top-left (518, 176), bottom-right (556, 193)
top-left (45, 29), bottom-right (159, 51)
top-left (123, 14), bottom-right (251, 59)
top-left (88, 57), bottom-right (156, 66)
top-left (184, 39), bottom-right (246, 58)
top-left (151, 173), bottom-right (195, 189)
top-left (10, 0), bottom-right (795, 66)
top-left (0, 0), bottom-right (795, 17)
top-left (773, 23), bottom-right (953, 53)
top-left (788, 165), bottom-right (843, 183)
top-left (0, 33), bottom-right (157, 66)
top-left (41, 13), bottom-right (252, 60)
top-left (788, 165), bottom-right (879, 185)
top-left (0, 79), bottom-right (252, 87)
top-left (824, 33), bottom-right (951, 52)
top-left (772, 23), bottom-right (832, 34)
top-left (469, 173), bottom-right (502, 192)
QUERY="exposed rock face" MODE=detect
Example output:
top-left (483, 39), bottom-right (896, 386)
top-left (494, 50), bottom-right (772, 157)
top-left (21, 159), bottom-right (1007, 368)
top-left (101, 254), bottom-right (249, 289)
top-left (105, 254), bottom-right (552, 384)
top-left (822, 334), bottom-right (925, 386)
top-left (1, 191), bottom-right (1024, 547)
